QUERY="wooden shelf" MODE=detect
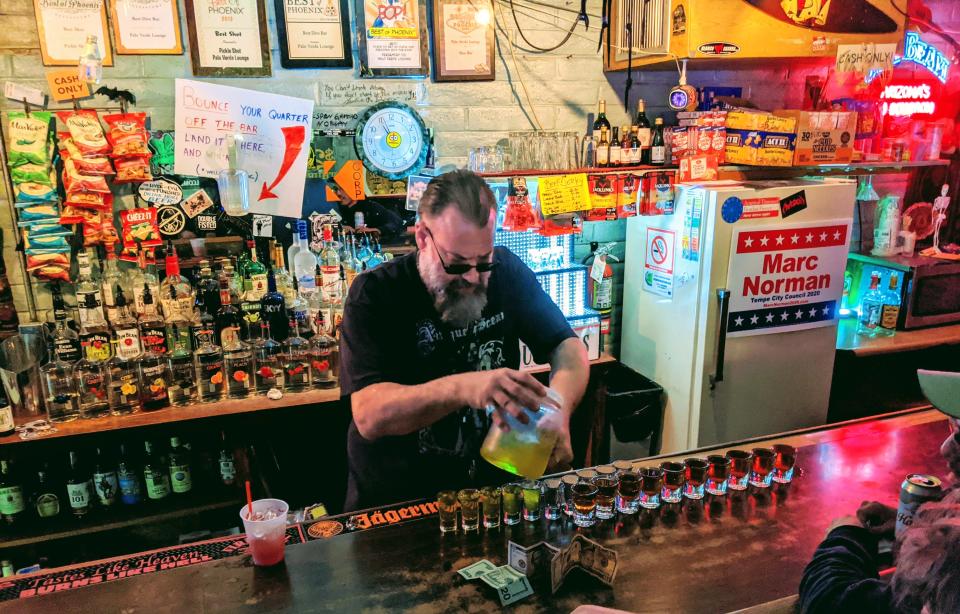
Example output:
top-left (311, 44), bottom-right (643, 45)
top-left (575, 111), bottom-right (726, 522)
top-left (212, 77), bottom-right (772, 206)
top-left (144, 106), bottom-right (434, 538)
top-left (836, 319), bottom-right (960, 357)
top-left (1, 491), bottom-right (241, 549)
top-left (2, 388), bottom-right (341, 446)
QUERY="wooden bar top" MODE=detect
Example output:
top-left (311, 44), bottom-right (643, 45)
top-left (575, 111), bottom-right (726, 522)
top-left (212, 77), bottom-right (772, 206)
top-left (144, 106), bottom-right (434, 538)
top-left (4, 409), bottom-right (951, 613)
top-left (836, 318), bottom-right (960, 356)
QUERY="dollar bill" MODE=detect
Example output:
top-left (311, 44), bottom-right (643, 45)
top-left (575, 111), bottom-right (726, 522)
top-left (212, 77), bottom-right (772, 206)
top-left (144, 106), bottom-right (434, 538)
top-left (549, 549), bottom-right (565, 595)
top-left (479, 565), bottom-right (519, 590)
top-left (573, 536), bottom-right (618, 586)
top-left (497, 575), bottom-right (534, 606)
top-left (508, 541), bottom-right (547, 577)
top-left (458, 559), bottom-right (497, 580)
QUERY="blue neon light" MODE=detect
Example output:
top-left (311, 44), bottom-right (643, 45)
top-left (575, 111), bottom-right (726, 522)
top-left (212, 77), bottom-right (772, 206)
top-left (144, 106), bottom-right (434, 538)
top-left (901, 31), bottom-right (950, 83)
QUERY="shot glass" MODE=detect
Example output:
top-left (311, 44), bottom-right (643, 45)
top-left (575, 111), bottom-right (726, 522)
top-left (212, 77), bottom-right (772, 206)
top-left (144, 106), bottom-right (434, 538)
top-left (480, 486), bottom-right (502, 529)
top-left (501, 483), bottom-right (522, 525)
top-left (561, 474), bottom-right (579, 516)
top-left (571, 481), bottom-right (599, 527)
top-left (521, 480), bottom-right (542, 522)
top-left (660, 461), bottom-right (685, 504)
top-left (617, 471), bottom-right (642, 514)
top-left (594, 465), bottom-right (618, 520)
top-left (684, 458), bottom-right (709, 500)
top-left (639, 467), bottom-right (663, 509)
top-left (750, 447), bottom-right (775, 488)
top-left (772, 444), bottom-right (797, 483)
top-left (457, 488), bottom-right (480, 532)
top-left (706, 455), bottom-right (731, 496)
top-left (726, 449), bottom-right (754, 491)
top-left (543, 477), bottom-right (563, 520)
top-left (576, 468), bottom-right (598, 482)
top-left (437, 490), bottom-right (458, 533)
top-left (612, 460), bottom-right (633, 474)
top-left (240, 498), bottom-right (289, 566)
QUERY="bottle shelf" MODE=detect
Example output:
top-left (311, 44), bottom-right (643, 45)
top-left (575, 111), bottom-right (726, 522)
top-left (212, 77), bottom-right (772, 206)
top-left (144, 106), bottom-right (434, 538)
top-left (0, 388), bottom-right (341, 446)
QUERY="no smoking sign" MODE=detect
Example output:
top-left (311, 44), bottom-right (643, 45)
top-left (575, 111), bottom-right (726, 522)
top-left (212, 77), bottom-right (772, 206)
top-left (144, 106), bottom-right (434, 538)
top-left (643, 227), bottom-right (675, 299)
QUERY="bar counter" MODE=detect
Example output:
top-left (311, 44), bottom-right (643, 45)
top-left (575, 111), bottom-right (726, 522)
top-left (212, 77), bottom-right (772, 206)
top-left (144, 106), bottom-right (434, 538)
top-left (1, 408), bottom-right (950, 613)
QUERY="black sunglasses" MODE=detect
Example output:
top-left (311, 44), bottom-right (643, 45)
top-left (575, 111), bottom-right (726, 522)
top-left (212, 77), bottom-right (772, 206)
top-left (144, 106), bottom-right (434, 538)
top-left (423, 226), bottom-right (498, 275)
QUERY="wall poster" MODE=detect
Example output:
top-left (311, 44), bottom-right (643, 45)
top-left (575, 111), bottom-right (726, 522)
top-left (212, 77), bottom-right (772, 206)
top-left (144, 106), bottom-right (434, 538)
top-left (355, 0), bottom-right (429, 78)
top-left (274, 0), bottom-right (352, 68)
top-left (32, 0), bottom-right (114, 66)
top-left (183, 0), bottom-right (272, 77)
top-left (109, 0), bottom-right (184, 54)
top-left (431, 0), bottom-right (494, 81)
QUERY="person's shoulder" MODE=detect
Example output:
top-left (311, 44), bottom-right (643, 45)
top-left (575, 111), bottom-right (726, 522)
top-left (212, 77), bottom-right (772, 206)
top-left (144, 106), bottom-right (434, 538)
top-left (350, 251), bottom-right (417, 298)
top-left (494, 246), bottom-right (526, 271)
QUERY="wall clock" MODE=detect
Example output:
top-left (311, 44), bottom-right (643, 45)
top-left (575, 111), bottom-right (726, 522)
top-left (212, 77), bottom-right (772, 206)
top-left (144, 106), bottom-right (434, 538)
top-left (354, 101), bottom-right (429, 180)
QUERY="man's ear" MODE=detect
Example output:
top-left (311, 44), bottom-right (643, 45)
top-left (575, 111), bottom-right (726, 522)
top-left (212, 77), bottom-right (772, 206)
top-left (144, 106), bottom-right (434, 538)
top-left (414, 221), bottom-right (428, 250)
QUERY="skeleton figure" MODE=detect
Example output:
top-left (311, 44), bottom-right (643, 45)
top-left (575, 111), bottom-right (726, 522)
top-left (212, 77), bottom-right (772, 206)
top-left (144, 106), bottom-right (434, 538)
top-left (932, 184), bottom-right (950, 253)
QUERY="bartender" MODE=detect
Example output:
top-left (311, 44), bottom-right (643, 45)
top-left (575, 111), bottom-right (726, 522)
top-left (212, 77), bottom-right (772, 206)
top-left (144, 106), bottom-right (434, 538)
top-left (339, 169), bottom-right (589, 511)
top-left (327, 179), bottom-right (406, 240)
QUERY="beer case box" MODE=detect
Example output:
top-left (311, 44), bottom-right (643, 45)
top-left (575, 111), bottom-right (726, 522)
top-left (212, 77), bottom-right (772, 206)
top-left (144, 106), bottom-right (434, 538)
top-left (774, 110), bottom-right (858, 165)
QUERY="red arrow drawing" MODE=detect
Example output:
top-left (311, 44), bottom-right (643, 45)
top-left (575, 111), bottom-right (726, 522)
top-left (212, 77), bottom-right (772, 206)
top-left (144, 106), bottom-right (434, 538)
top-left (259, 125), bottom-right (306, 201)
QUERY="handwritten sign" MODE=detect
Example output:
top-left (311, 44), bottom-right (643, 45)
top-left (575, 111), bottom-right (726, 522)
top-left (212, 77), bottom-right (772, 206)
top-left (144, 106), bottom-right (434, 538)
top-left (45, 69), bottom-right (90, 102)
top-left (174, 79), bottom-right (314, 218)
top-left (317, 82), bottom-right (425, 106)
top-left (835, 43), bottom-right (896, 75)
top-left (538, 174), bottom-right (591, 216)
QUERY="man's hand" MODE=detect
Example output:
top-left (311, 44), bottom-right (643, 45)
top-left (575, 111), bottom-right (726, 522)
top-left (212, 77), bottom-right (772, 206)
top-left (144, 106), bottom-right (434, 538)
top-left (461, 368), bottom-right (547, 429)
top-left (547, 419), bottom-right (574, 472)
top-left (856, 500), bottom-right (897, 537)
top-left (826, 515), bottom-right (862, 538)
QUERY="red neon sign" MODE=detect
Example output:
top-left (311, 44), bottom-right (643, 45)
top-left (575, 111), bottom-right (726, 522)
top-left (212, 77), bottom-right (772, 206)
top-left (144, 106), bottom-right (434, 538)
top-left (879, 80), bottom-right (941, 118)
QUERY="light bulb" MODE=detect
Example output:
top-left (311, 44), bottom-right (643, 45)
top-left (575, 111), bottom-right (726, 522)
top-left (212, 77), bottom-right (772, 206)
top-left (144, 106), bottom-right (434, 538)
top-left (78, 35), bottom-right (103, 85)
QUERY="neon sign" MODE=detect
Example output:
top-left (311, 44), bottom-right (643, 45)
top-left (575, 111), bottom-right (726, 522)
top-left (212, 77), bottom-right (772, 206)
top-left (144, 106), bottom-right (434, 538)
top-left (879, 82), bottom-right (937, 117)
top-left (901, 31), bottom-right (950, 83)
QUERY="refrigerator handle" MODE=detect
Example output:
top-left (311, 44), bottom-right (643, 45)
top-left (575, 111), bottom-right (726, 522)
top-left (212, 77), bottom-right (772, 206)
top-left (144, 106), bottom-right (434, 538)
top-left (710, 289), bottom-right (731, 390)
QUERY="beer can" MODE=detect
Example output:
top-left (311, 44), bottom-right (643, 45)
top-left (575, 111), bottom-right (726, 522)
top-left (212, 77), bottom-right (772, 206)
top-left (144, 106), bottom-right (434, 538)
top-left (895, 473), bottom-right (942, 535)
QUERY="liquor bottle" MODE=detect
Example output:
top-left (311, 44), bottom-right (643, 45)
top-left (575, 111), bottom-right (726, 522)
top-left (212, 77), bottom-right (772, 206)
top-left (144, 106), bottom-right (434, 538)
top-left (194, 259), bottom-right (222, 317)
top-left (75, 250), bottom-right (104, 328)
top-left (51, 285), bottom-right (81, 363)
top-left (191, 269), bottom-right (218, 352)
top-left (222, 325), bottom-right (254, 399)
top-left (31, 467), bottom-right (60, 520)
top-left (218, 431), bottom-right (236, 487)
top-left (309, 311), bottom-right (339, 390)
top-left (166, 296), bottom-right (196, 407)
top-left (106, 338), bottom-right (142, 416)
top-left (592, 99), bottom-right (611, 140)
top-left (609, 127), bottom-right (622, 167)
top-left (78, 291), bottom-right (111, 362)
top-left (319, 226), bottom-right (340, 302)
top-left (332, 265), bottom-right (348, 338)
top-left (117, 444), bottom-right (142, 505)
top-left (596, 126), bottom-right (610, 168)
top-left (286, 228), bottom-right (302, 281)
top-left (159, 241), bottom-right (195, 323)
top-left (367, 237), bottom-right (385, 269)
top-left (240, 240), bottom-right (266, 336)
top-left (877, 273), bottom-right (901, 337)
top-left (650, 117), bottom-right (666, 165)
top-left (857, 271), bottom-right (884, 337)
top-left (194, 330), bottom-right (225, 402)
top-left (132, 249), bottom-right (160, 316)
top-left (619, 125), bottom-right (632, 165)
top-left (138, 284), bottom-right (168, 355)
top-left (66, 451), bottom-right (94, 517)
top-left (215, 275), bottom-right (244, 348)
top-left (287, 277), bottom-right (309, 338)
top-left (40, 336), bottom-right (79, 423)
top-left (294, 220), bottom-right (318, 296)
top-left (142, 441), bottom-right (170, 502)
top-left (111, 287), bottom-right (143, 361)
top-left (282, 316), bottom-right (312, 391)
top-left (629, 126), bottom-right (642, 166)
top-left (356, 234), bottom-right (373, 267)
top-left (168, 436), bottom-right (192, 495)
top-left (0, 459), bottom-right (25, 524)
top-left (74, 341), bottom-right (110, 419)
top-left (92, 447), bottom-right (119, 508)
top-left (272, 244), bottom-right (296, 307)
top-left (0, 396), bottom-right (13, 437)
top-left (101, 245), bottom-right (123, 322)
top-left (136, 337), bottom-right (172, 411)
top-left (253, 322), bottom-right (284, 394)
top-left (337, 228), bottom-right (352, 268)
top-left (260, 268), bottom-right (288, 342)
top-left (348, 234), bottom-right (362, 285)
top-left (635, 98), bottom-right (652, 163)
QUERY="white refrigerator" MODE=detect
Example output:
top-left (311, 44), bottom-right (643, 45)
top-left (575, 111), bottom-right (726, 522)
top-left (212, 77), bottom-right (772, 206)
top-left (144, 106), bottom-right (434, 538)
top-left (621, 179), bottom-right (856, 454)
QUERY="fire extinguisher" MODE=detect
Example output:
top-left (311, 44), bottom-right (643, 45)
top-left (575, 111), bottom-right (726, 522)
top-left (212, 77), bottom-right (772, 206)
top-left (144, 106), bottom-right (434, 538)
top-left (583, 242), bottom-right (618, 352)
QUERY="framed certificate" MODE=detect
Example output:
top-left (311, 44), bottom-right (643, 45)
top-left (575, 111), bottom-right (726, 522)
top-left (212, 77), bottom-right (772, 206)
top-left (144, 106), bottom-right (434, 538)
top-left (431, 0), bottom-right (495, 82)
top-left (183, 0), bottom-right (272, 77)
top-left (32, 0), bottom-right (113, 66)
top-left (274, 0), bottom-right (352, 68)
top-left (110, 0), bottom-right (184, 54)
top-left (355, 0), bottom-right (429, 78)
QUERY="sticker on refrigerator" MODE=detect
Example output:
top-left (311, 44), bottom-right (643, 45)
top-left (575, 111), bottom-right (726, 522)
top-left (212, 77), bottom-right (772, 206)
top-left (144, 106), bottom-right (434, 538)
top-left (725, 219), bottom-right (852, 337)
top-left (681, 188), bottom-right (703, 262)
top-left (741, 197), bottom-right (781, 220)
top-left (643, 227), bottom-right (675, 298)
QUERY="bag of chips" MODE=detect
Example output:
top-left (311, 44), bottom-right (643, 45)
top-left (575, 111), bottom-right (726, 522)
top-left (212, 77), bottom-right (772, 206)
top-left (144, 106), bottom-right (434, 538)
top-left (103, 113), bottom-right (150, 156)
top-left (26, 251), bottom-right (69, 270)
top-left (23, 231), bottom-right (70, 251)
top-left (11, 163), bottom-right (53, 185)
top-left (62, 158), bottom-right (111, 193)
top-left (58, 134), bottom-right (114, 175)
top-left (60, 205), bottom-right (102, 225)
top-left (14, 182), bottom-right (57, 203)
top-left (65, 190), bottom-right (113, 210)
top-left (7, 111), bottom-right (52, 167)
top-left (15, 202), bottom-right (59, 222)
top-left (82, 220), bottom-right (118, 247)
top-left (113, 156), bottom-right (153, 183)
top-left (56, 110), bottom-right (110, 156)
top-left (21, 222), bottom-right (70, 237)
top-left (120, 208), bottom-right (162, 251)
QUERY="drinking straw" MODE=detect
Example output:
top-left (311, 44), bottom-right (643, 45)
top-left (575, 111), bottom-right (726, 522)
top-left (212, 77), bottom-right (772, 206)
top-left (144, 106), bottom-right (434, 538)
top-left (245, 480), bottom-right (253, 519)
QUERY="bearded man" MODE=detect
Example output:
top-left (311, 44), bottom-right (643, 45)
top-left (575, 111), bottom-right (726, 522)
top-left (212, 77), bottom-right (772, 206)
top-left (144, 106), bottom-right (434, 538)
top-left (339, 170), bottom-right (588, 511)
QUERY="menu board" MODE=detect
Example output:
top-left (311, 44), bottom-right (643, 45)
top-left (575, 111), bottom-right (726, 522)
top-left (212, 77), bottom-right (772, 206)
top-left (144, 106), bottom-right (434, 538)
top-left (355, 0), bottom-right (429, 77)
top-left (274, 0), bottom-right (352, 68)
top-left (32, 0), bottom-right (113, 66)
top-left (174, 79), bottom-right (314, 218)
top-left (538, 174), bottom-right (591, 216)
top-left (183, 0), bottom-right (271, 76)
top-left (109, 0), bottom-right (184, 54)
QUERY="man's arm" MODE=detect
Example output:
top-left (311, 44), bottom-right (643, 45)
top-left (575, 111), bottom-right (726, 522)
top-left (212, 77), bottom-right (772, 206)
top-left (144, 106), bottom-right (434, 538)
top-left (545, 337), bottom-right (589, 469)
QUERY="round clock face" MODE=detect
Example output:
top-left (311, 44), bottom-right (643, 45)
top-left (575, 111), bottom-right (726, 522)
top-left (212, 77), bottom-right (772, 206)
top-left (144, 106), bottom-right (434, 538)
top-left (355, 102), bottom-right (428, 180)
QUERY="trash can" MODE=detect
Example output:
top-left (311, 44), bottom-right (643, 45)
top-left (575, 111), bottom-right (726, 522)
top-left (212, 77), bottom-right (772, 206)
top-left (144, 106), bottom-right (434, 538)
top-left (605, 363), bottom-right (664, 456)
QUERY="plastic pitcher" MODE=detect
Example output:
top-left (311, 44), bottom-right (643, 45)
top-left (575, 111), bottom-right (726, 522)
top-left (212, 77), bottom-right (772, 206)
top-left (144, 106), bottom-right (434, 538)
top-left (480, 389), bottom-right (564, 478)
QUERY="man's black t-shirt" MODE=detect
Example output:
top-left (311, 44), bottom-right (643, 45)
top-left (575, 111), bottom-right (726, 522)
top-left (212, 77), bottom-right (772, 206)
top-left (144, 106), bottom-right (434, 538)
top-left (339, 246), bottom-right (575, 511)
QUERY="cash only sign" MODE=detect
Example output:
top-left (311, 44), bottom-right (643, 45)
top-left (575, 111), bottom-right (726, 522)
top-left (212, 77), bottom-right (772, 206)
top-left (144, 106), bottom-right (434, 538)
top-left (725, 217), bottom-right (852, 337)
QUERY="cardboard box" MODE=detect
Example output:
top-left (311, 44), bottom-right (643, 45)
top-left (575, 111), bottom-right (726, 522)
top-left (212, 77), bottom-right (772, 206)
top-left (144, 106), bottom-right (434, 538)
top-left (775, 110), bottom-right (858, 165)
top-left (725, 109), bottom-right (797, 133)
top-left (725, 129), bottom-right (796, 166)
